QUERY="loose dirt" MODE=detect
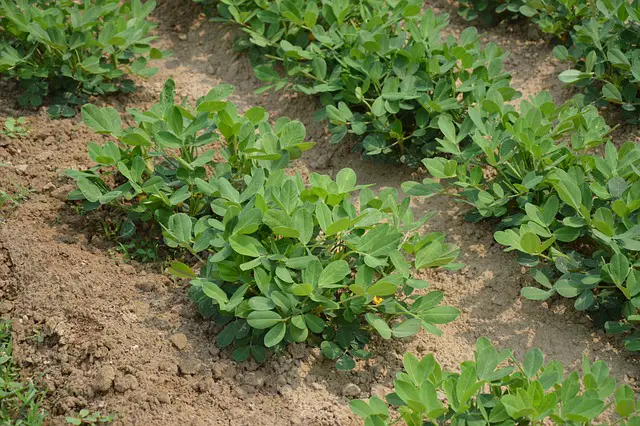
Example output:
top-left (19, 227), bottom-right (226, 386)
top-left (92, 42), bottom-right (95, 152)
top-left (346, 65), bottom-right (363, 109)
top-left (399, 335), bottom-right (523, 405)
top-left (0, 1), bottom-right (638, 425)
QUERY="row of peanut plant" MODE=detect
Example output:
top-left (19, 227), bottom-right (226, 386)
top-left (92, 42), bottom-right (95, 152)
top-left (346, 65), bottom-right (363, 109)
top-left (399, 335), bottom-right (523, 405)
top-left (68, 78), bottom-right (462, 369)
top-left (0, 1), bottom-right (636, 425)
top-left (206, 0), bottom-right (517, 166)
top-left (0, 0), bottom-right (167, 117)
top-left (404, 90), bottom-right (640, 353)
top-left (352, 337), bottom-right (640, 425)
top-left (459, 0), bottom-right (640, 119)
top-left (197, 0), bottom-right (639, 353)
top-left (66, 80), bottom-right (640, 425)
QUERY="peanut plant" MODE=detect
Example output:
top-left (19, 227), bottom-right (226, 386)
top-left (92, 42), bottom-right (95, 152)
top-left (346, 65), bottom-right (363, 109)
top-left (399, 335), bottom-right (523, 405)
top-left (210, 0), bottom-right (517, 166)
top-left (0, 0), bottom-right (167, 116)
top-left (458, 0), bottom-right (640, 118)
top-left (68, 79), bottom-right (462, 369)
top-left (404, 91), bottom-right (640, 352)
top-left (352, 337), bottom-right (640, 425)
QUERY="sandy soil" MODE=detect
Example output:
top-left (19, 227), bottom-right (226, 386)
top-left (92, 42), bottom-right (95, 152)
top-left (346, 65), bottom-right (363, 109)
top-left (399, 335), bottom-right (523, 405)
top-left (0, 1), bottom-right (638, 425)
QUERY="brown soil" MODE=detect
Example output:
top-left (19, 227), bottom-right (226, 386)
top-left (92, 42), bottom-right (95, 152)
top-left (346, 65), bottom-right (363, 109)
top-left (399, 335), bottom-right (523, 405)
top-left (0, 1), bottom-right (638, 425)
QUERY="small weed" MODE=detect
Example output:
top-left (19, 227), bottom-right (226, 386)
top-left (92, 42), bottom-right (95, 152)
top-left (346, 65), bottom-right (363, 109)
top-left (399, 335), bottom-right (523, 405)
top-left (0, 181), bottom-right (33, 223)
top-left (116, 240), bottom-right (161, 263)
top-left (65, 409), bottom-right (116, 425)
top-left (99, 218), bottom-right (121, 241)
top-left (26, 329), bottom-right (45, 346)
top-left (0, 320), bottom-right (48, 425)
top-left (0, 187), bottom-right (31, 210)
top-left (1, 117), bottom-right (28, 138)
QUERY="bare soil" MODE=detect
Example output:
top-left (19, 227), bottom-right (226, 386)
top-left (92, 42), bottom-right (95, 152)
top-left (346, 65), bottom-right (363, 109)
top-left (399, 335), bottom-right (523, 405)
top-left (0, 1), bottom-right (638, 425)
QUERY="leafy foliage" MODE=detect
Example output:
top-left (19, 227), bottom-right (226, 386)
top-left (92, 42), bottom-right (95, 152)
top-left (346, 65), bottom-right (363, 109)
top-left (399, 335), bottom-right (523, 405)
top-left (179, 168), bottom-right (462, 369)
top-left (458, 0), bottom-right (591, 35)
top-left (65, 410), bottom-right (116, 425)
top-left (554, 0), bottom-right (640, 116)
top-left (0, 0), bottom-right (166, 115)
top-left (458, 0), bottom-right (527, 25)
top-left (66, 77), bottom-right (309, 232)
top-left (68, 79), bottom-right (462, 369)
top-left (211, 0), bottom-right (516, 166)
top-left (351, 337), bottom-right (640, 425)
top-left (404, 91), bottom-right (640, 352)
top-left (458, 0), bottom-right (640, 117)
top-left (1, 117), bottom-right (28, 138)
top-left (0, 320), bottom-right (48, 425)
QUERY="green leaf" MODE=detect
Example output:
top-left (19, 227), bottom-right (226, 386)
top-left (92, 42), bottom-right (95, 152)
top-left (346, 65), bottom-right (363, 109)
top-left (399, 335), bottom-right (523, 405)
top-left (76, 177), bottom-right (102, 202)
top-left (558, 69), bottom-right (591, 84)
top-left (168, 213), bottom-right (192, 244)
top-left (122, 128), bottom-right (152, 147)
top-left (501, 393), bottom-right (534, 419)
top-left (336, 168), bottom-right (357, 193)
top-left (520, 232), bottom-right (541, 255)
top-left (608, 253), bottom-right (630, 286)
top-left (294, 209), bottom-right (313, 245)
top-left (336, 355), bottom-right (356, 371)
top-left (391, 319), bottom-right (422, 338)
top-left (607, 48), bottom-right (630, 69)
top-left (248, 296), bottom-right (276, 311)
top-left (247, 311), bottom-right (282, 329)
top-left (202, 280), bottom-right (229, 309)
top-left (229, 234), bottom-right (262, 257)
top-left (615, 385), bottom-right (636, 417)
top-left (357, 224), bottom-right (403, 257)
top-left (365, 313), bottom-right (392, 339)
top-left (553, 177), bottom-right (582, 212)
top-left (320, 341), bottom-right (342, 359)
top-left (523, 348), bottom-right (544, 378)
top-left (315, 202), bottom-right (332, 233)
top-left (521, 287), bottom-right (554, 300)
top-left (420, 306), bottom-right (459, 324)
top-left (264, 322), bottom-right (286, 347)
top-left (371, 97), bottom-right (385, 116)
top-left (167, 261), bottom-right (197, 279)
top-left (232, 346), bottom-right (251, 362)
top-left (415, 241), bottom-right (459, 269)
top-left (608, 177), bottom-right (629, 198)
top-left (263, 210), bottom-right (299, 238)
top-left (318, 260), bottom-right (350, 288)
top-left (305, 314), bottom-right (325, 333)
top-left (438, 115), bottom-right (456, 142)
top-left (204, 83), bottom-right (235, 101)
top-left (602, 83), bottom-right (622, 102)
top-left (82, 104), bottom-right (122, 136)
top-left (368, 275), bottom-right (401, 296)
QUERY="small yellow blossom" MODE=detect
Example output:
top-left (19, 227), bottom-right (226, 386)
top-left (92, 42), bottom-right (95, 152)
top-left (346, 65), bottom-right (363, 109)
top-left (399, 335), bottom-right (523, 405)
top-left (373, 296), bottom-right (383, 305)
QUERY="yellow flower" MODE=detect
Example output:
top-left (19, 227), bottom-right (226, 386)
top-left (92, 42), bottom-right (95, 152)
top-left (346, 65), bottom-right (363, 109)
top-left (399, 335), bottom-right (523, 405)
top-left (373, 296), bottom-right (383, 305)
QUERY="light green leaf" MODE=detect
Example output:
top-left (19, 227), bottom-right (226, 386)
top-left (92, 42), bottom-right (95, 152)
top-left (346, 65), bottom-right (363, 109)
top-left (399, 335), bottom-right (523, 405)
top-left (264, 322), bottom-right (286, 347)
top-left (76, 177), bottom-right (102, 202)
top-left (247, 310), bottom-right (282, 329)
top-left (82, 104), bottom-right (122, 136)
top-left (318, 260), bottom-right (350, 288)
top-left (168, 213), bottom-right (192, 244)
top-left (229, 234), bottom-right (262, 257)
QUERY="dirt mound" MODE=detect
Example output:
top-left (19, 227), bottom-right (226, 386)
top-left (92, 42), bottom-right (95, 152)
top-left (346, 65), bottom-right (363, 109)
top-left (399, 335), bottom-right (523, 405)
top-left (0, 0), bottom-right (638, 425)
